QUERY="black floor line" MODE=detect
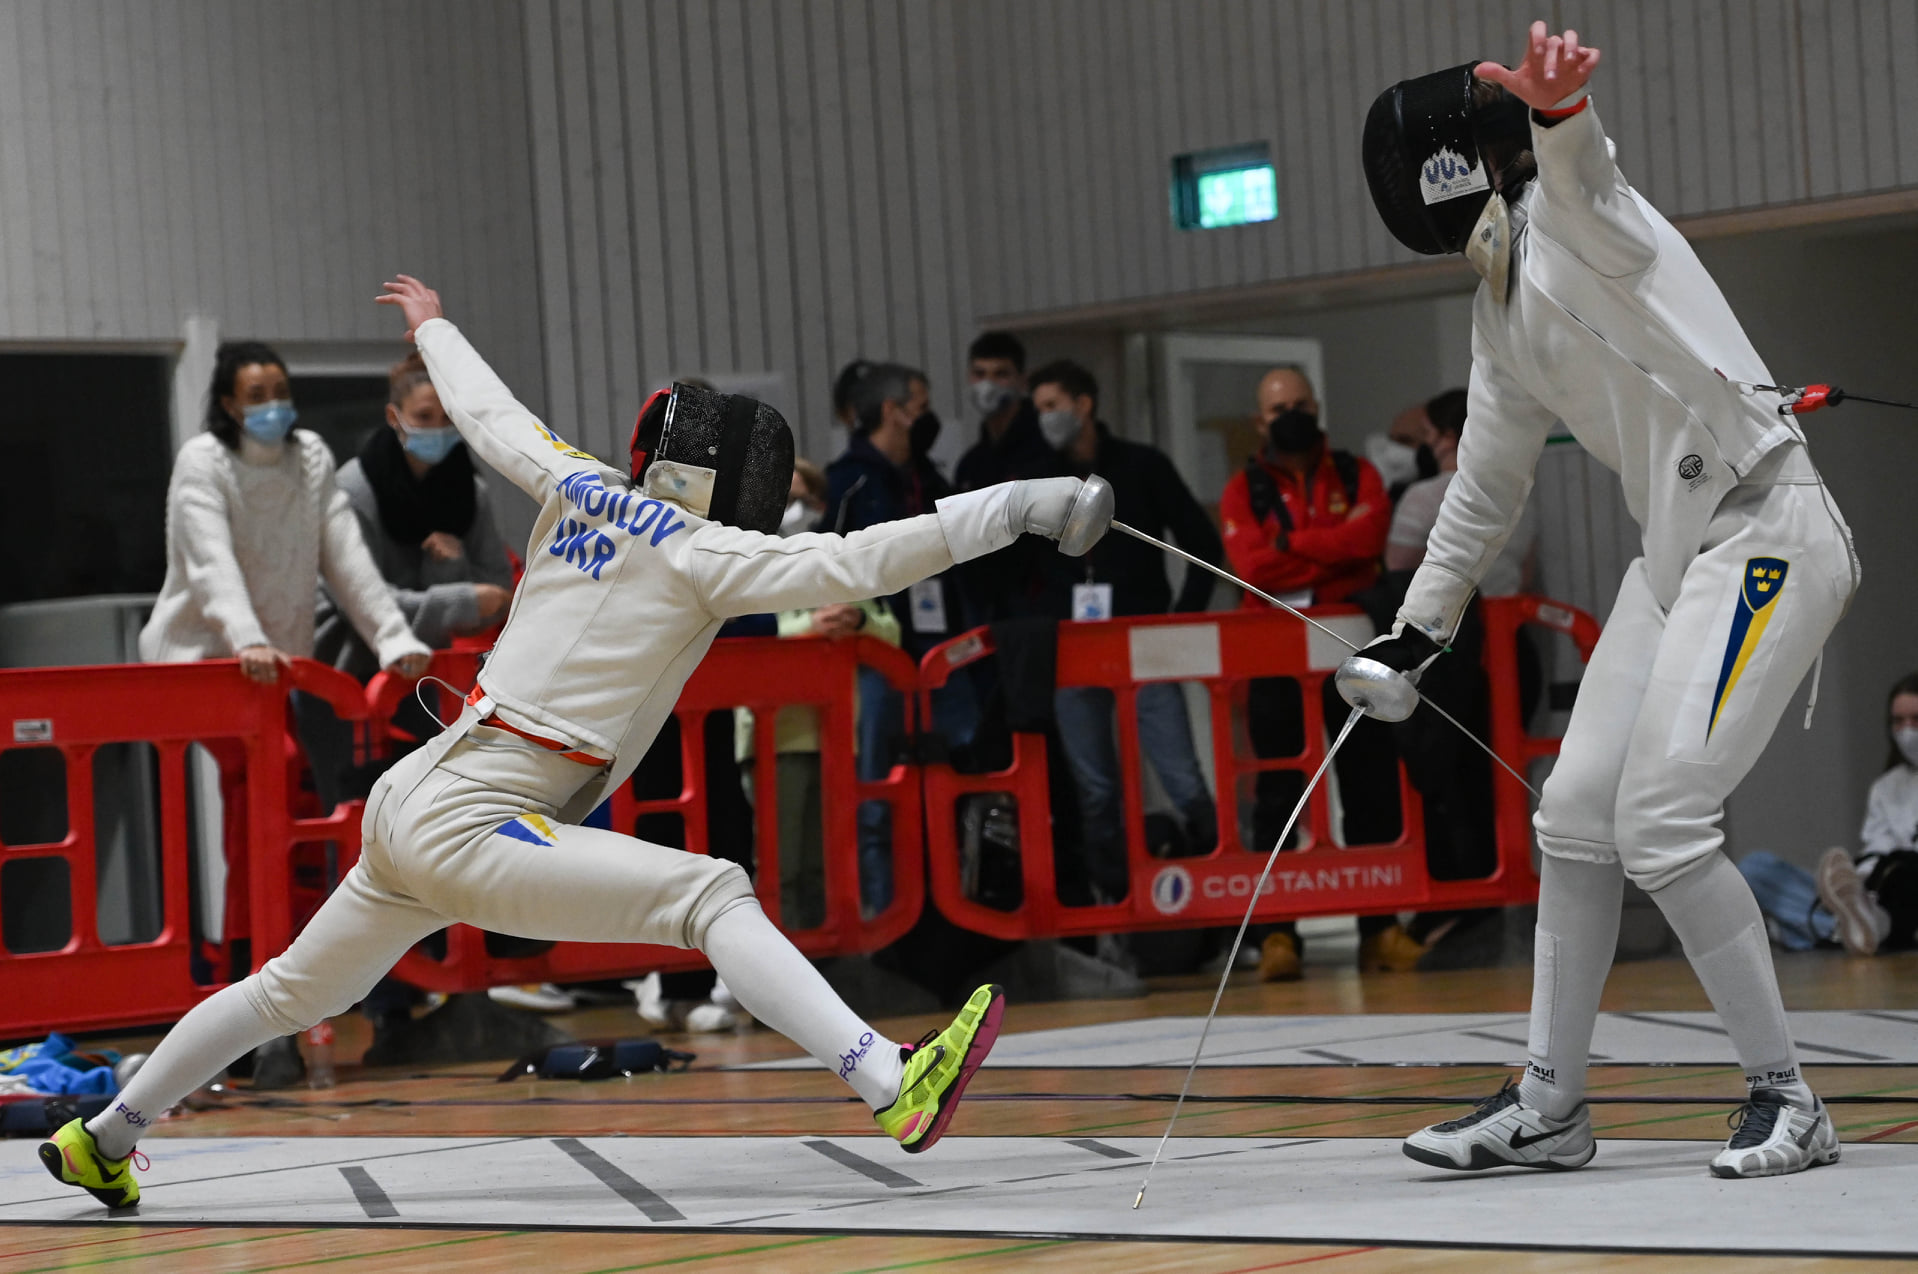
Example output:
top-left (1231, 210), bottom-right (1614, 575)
top-left (1612, 1012), bottom-right (1889, 1061)
top-left (1064, 1138), bottom-right (1138, 1159)
top-left (1301, 1048), bottom-right (1361, 1062)
top-left (550, 1138), bottom-right (684, 1222)
top-left (0, 1136), bottom-right (536, 1212)
top-left (802, 1139), bottom-right (920, 1189)
top-left (338, 1166), bottom-right (397, 1219)
top-left (1461, 1030), bottom-right (1531, 1049)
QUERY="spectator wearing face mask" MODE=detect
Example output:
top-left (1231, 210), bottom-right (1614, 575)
top-left (1740, 673), bottom-right (1918, 956)
top-left (1366, 393), bottom-right (1449, 504)
top-left (821, 364), bottom-right (967, 913)
top-left (1219, 366), bottom-right (1407, 982)
top-left (141, 341), bottom-right (430, 681)
top-left (955, 332), bottom-right (1060, 623)
top-left (1384, 388), bottom-right (1536, 592)
top-left (316, 352), bottom-right (515, 686)
top-left (139, 341), bottom-right (430, 1064)
top-left (1030, 359), bottom-right (1224, 906)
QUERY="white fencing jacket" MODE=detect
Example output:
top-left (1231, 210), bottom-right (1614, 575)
top-left (1401, 95), bottom-right (1834, 638)
top-left (413, 317), bottom-right (1027, 823)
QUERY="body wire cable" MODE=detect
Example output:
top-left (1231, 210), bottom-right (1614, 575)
top-left (1133, 705), bottom-right (1365, 1210)
top-left (1109, 520), bottom-right (1541, 799)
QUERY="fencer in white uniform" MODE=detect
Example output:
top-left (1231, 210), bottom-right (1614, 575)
top-left (46, 277), bottom-right (1109, 1205)
top-left (1357, 26), bottom-right (1856, 1178)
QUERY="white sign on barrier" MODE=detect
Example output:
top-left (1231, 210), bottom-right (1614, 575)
top-left (1127, 624), bottom-right (1221, 682)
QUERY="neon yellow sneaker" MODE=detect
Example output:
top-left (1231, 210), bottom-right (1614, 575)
top-left (39, 1118), bottom-right (143, 1209)
top-left (874, 983), bottom-right (1006, 1154)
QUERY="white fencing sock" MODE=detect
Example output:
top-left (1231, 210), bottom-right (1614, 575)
top-left (1518, 855), bottom-right (1624, 1120)
top-left (86, 981), bottom-right (285, 1159)
top-left (1650, 852), bottom-right (1814, 1110)
top-left (702, 903), bottom-right (905, 1110)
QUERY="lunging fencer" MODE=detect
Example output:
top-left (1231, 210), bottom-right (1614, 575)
top-left (1356, 23), bottom-right (1857, 1179)
top-left (42, 276), bottom-right (1115, 1210)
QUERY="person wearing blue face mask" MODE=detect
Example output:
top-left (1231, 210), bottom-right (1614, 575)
top-left (317, 350), bottom-right (514, 688)
top-left (140, 340), bottom-right (430, 683)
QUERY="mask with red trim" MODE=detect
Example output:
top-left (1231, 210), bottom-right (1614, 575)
top-left (629, 382), bottom-right (795, 534)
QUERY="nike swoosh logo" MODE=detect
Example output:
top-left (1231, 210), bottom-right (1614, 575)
top-left (899, 1046), bottom-right (947, 1098)
top-left (1796, 1124), bottom-right (1817, 1149)
top-left (1508, 1127), bottom-right (1561, 1151)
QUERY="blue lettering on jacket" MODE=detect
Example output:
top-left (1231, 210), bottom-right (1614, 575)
top-left (548, 471), bottom-right (690, 580)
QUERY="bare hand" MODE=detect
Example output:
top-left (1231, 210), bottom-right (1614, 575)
top-left (422, 531), bottom-right (465, 563)
top-left (472, 582), bottom-right (512, 623)
top-left (1475, 21), bottom-right (1600, 113)
top-left (236, 644), bottom-right (293, 685)
top-left (385, 650), bottom-right (431, 679)
top-left (376, 275), bottom-right (445, 342)
top-left (809, 604), bottom-right (863, 637)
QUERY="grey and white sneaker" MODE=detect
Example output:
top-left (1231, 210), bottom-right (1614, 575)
top-left (1709, 1090), bottom-right (1840, 1179)
top-left (1816, 847), bottom-right (1891, 956)
top-left (1403, 1080), bottom-right (1596, 1171)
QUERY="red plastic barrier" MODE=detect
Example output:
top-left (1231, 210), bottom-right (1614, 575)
top-left (365, 636), bottom-right (924, 993)
top-left (0, 660), bottom-right (297, 1036)
top-left (919, 597), bottom-right (1599, 941)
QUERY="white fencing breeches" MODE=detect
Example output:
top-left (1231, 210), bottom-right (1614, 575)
top-left (248, 722), bottom-right (755, 1036)
top-left (1533, 476), bottom-right (1854, 891)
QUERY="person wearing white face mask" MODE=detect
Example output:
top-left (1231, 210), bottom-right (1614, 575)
top-left (1739, 674), bottom-right (1918, 957)
top-left (317, 350), bottom-right (515, 686)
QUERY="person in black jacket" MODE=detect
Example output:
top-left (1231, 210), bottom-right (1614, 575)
top-left (1030, 359), bottom-right (1225, 901)
top-left (821, 362), bottom-right (974, 912)
top-left (955, 332), bottom-right (1059, 622)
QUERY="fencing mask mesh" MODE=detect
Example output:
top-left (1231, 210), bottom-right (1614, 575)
top-left (629, 383), bottom-right (795, 535)
top-left (1362, 63), bottom-right (1531, 256)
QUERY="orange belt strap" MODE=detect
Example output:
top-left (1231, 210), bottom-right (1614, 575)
top-left (466, 685), bottom-right (607, 766)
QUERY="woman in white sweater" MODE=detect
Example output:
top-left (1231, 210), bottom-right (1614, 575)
top-left (139, 340), bottom-right (430, 680)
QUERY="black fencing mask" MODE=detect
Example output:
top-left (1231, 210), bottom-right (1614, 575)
top-left (1361, 63), bottom-right (1531, 257)
top-left (629, 382), bottom-right (795, 535)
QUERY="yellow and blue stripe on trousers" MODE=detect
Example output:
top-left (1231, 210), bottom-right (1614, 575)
top-left (1707, 557), bottom-right (1789, 739)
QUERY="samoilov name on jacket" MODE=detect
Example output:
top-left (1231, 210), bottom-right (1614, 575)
top-left (547, 470), bottom-right (693, 580)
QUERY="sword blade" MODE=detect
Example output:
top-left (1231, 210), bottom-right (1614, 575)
top-left (1133, 705), bottom-right (1366, 1210)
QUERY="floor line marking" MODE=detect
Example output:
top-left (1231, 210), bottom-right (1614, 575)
top-left (1064, 1138), bottom-right (1138, 1159)
top-left (802, 1139), bottom-right (921, 1189)
top-left (1614, 1012), bottom-right (1730, 1037)
top-left (840, 1239), bottom-right (1064, 1272)
top-left (0, 1137), bottom-right (535, 1211)
top-left (1220, 1248), bottom-right (1382, 1273)
top-left (1300, 1049), bottom-right (1360, 1063)
top-left (338, 1166), bottom-right (396, 1219)
top-left (0, 1226), bottom-right (208, 1260)
top-left (9, 1227), bottom-right (329, 1274)
top-left (1460, 1031), bottom-right (1530, 1050)
top-left (552, 1138), bottom-right (685, 1221)
top-left (1860, 1120), bottom-right (1918, 1143)
top-left (579, 1235), bottom-right (842, 1273)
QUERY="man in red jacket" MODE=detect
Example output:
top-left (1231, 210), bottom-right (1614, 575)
top-left (1221, 367), bottom-right (1412, 981)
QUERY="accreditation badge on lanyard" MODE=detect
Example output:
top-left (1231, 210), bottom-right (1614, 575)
top-left (1071, 581), bottom-right (1114, 622)
top-left (909, 578), bottom-right (948, 634)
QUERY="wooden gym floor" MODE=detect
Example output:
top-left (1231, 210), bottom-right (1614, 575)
top-left (4, 944), bottom-right (1917, 1272)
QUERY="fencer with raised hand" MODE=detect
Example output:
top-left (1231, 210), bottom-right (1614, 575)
top-left (37, 273), bottom-right (1113, 1212)
top-left (1357, 22), bottom-right (1857, 1181)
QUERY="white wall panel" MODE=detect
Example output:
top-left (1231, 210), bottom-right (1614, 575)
top-left (958, 0), bottom-right (1918, 324)
top-left (0, 0), bottom-right (542, 415)
top-left (525, 0), bottom-right (983, 470)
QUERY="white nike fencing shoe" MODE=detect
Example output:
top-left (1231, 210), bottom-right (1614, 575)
top-left (1709, 1090), bottom-right (1840, 1179)
top-left (1403, 1079), bottom-right (1597, 1171)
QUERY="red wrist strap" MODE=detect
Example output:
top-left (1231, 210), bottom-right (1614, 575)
top-left (1533, 97), bottom-right (1590, 123)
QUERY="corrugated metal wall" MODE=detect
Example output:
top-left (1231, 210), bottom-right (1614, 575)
top-left (522, 0), bottom-right (979, 468)
top-left (955, 0), bottom-right (1918, 323)
top-left (0, 0), bottom-right (542, 394)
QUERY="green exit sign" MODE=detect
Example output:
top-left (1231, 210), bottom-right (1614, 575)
top-left (1171, 142), bottom-right (1277, 231)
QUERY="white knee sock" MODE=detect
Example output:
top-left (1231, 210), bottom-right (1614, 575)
top-left (702, 904), bottom-right (905, 1110)
top-left (1518, 855), bottom-right (1623, 1120)
top-left (86, 981), bottom-right (285, 1159)
top-left (1650, 852), bottom-right (1814, 1109)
